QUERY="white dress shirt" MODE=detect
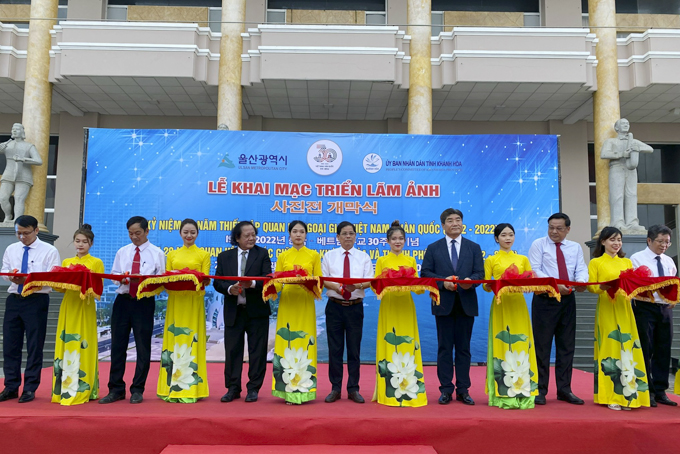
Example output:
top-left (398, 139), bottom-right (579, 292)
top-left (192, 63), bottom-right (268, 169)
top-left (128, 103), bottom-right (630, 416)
top-left (2, 238), bottom-right (61, 294)
top-left (228, 247), bottom-right (256, 305)
top-left (630, 247), bottom-right (678, 304)
top-left (528, 236), bottom-right (589, 282)
top-left (111, 240), bottom-right (165, 294)
top-left (446, 235), bottom-right (461, 263)
top-left (322, 246), bottom-right (373, 300)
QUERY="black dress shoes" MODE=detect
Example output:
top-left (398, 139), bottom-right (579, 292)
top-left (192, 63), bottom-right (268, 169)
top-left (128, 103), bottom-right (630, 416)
top-left (650, 396), bottom-right (657, 407)
top-left (0, 388), bottom-right (19, 402)
top-left (99, 392), bottom-right (125, 404)
top-left (220, 390), bottom-right (241, 402)
top-left (245, 391), bottom-right (258, 403)
top-left (456, 393), bottom-right (475, 405)
top-left (438, 392), bottom-right (452, 405)
top-left (324, 390), bottom-right (341, 403)
top-left (348, 391), bottom-right (365, 403)
top-left (556, 392), bottom-right (584, 405)
top-left (655, 394), bottom-right (678, 406)
top-left (534, 395), bottom-right (546, 405)
top-left (18, 391), bottom-right (35, 403)
top-left (130, 392), bottom-right (143, 404)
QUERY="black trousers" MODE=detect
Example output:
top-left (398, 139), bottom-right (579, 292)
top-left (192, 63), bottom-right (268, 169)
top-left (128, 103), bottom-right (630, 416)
top-left (2, 293), bottom-right (49, 393)
top-left (435, 296), bottom-right (474, 395)
top-left (107, 293), bottom-right (155, 395)
top-left (325, 299), bottom-right (364, 393)
top-left (532, 292), bottom-right (576, 396)
top-left (633, 300), bottom-right (673, 397)
top-left (223, 305), bottom-right (269, 394)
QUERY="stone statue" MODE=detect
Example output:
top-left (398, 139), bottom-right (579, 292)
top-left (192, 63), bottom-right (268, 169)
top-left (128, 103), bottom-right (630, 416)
top-left (0, 123), bottom-right (43, 223)
top-left (600, 118), bottom-right (653, 234)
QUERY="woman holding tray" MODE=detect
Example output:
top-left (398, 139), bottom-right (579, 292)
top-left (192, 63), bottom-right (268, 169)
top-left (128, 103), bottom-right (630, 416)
top-left (587, 226), bottom-right (649, 411)
top-left (482, 223), bottom-right (538, 410)
top-left (157, 218), bottom-right (211, 403)
top-left (271, 220), bottom-right (322, 405)
top-left (373, 220), bottom-right (427, 407)
top-left (52, 224), bottom-right (104, 405)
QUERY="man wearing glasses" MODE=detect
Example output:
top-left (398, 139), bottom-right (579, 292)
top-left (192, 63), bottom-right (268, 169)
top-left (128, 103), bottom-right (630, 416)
top-left (0, 215), bottom-right (60, 403)
top-left (630, 225), bottom-right (678, 407)
top-left (321, 221), bottom-right (373, 403)
top-left (528, 213), bottom-right (588, 406)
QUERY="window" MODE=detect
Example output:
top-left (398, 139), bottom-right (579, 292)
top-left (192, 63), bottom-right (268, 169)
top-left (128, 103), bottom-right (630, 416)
top-left (266, 9), bottom-right (287, 24)
top-left (432, 11), bottom-right (444, 36)
top-left (107, 5), bottom-right (128, 21)
top-left (523, 12), bottom-right (540, 26)
top-left (208, 7), bottom-right (221, 33)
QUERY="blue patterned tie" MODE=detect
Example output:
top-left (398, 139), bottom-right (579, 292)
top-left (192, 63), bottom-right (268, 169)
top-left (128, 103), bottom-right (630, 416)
top-left (450, 238), bottom-right (458, 273)
top-left (18, 245), bottom-right (29, 294)
top-left (655, 256), bottom-right (665, 277)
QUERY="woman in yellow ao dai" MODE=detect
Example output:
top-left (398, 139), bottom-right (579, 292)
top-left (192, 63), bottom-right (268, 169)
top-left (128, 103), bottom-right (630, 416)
top-left (271, 220), bottom-right (322, 404)
top-left (52, 225), bottom-right (104, 405)
top-left (587, 227), bottom-right (649, 410)
top-left (483, 223), bottom-right (538, 410)
top-left (373, 221), bottom-right (427, 407)
top-left (157, 219), bottom-right (211, 403)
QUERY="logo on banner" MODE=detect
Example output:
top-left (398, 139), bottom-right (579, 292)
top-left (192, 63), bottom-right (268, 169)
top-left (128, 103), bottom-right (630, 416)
top-left (363, 153), bottom-right (382, 173)
top-left (307, 140), bottom-right (342, 175)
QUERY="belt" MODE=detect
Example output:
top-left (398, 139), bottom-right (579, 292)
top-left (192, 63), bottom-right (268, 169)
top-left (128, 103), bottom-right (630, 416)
top-left (329, 297), bottom-right (363, 307)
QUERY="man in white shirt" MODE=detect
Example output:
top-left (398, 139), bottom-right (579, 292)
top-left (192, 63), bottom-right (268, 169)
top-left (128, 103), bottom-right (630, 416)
top-left (0, 215), bottom-right (60, 403)
top-left (528, 212), bottom-right (588, 406)
top-left (322, 221), bottom-right (373, 404)
top-left (630, 224), bottom-right (678, 407)
top-left (99, 216), bottom-right (165, 405)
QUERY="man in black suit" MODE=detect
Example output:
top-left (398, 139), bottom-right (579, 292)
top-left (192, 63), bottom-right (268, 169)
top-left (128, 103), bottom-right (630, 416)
top-left (214, 221), bottom-right (272, 403)
top-left (422, 208), bottom-right (484, 405)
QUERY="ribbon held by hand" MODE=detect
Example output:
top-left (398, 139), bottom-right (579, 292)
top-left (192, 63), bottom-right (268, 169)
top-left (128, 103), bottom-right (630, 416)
top-left (262, 265), bottom-right (322, 301)
top-left (371, 266), bottom-right (440, 305)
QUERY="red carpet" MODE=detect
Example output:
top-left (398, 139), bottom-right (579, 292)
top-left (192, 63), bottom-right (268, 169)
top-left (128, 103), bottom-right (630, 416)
top-left (0, 363), bottom-right (678, 454)
top-left (160, 445), bottom-right (438, 454)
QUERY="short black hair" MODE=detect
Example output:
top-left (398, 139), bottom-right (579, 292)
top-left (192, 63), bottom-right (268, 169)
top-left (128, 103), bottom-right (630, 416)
top-left (647, 224), bottom-right (672, 241)
top-left (594, 226), bottom-right (625, 258)
top-left (336, 221), bottom-right (355, 235)
top-left (440, 208), bottom-right (463, 224)
top-left (493, 223), bottom-right (515, 242)
top-left (230, 221), bottom-right (258, 246)
top-left (15, 215), bottom-right (38, 229)
top-left (288, 220), bottom-right (307, 234)
top-left (548, 212), bottom-right (571, 227)
top-left (126, 216), bottom-right (148, 230)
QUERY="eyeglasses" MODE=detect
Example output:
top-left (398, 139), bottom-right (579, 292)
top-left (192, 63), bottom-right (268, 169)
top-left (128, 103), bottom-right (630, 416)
top-left (16, 229), bottom-right (36, 238)
top-left (653, 240), bottom-right (672, 246)
top-left (548, 226), bottom-right (567, 232)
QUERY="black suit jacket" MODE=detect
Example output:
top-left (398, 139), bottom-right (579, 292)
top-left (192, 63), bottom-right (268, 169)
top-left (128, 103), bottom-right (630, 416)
top-left (421, 236), bottom-right (484, 317)
top-left (213, 245), bottom-right (272, 327)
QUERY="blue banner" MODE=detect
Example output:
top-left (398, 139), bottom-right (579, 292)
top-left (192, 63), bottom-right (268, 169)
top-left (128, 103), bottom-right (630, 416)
top-left (84, 129), bottom-right (559, 363)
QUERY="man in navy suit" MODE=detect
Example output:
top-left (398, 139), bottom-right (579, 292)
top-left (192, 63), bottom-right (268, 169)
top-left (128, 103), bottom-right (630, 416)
top-left (422, 208), bottom-right (484, 405)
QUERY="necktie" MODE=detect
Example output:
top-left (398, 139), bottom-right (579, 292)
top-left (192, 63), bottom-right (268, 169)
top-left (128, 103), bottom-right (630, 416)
top-left (129, 246), bottom-right (141, 298)
top-left (555, 242), bottom-right (569, 281)
top-left (450, 239), bottom-right (458, 273)
top-left (238, 250), bottom-right (248, 305)
top-left (655, 256), bottom-right (665, 277)
top-left (17, 245), bottom-right (29, 294)
top-left (342, 251), bottom-right (352, 300)
top-left (241, 250), bottom-right (248, 277)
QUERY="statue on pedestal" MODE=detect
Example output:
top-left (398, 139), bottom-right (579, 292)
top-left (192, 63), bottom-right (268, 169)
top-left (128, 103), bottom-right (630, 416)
top-left (0, 123), bottom-right (43, 223)
top-left (600, 118), bottom-right (653, 234)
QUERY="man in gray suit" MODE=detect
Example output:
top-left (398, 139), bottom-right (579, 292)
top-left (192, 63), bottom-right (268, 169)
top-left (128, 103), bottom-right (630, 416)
top-left (422, 208), bottom-right (484, 405)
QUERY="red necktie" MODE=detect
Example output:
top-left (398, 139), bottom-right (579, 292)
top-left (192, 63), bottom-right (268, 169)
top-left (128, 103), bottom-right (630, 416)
top-left (555, 242), bottom-right (569, 281)
top-left (130, 246), bottom-right (141, 298)
top-left (342, 251), bottom-right (352, 300)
